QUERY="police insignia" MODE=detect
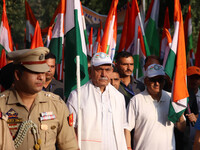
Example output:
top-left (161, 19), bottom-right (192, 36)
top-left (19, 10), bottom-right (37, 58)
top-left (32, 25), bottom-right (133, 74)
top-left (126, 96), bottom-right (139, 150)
top-left (6, 108), bottom-right (23, 123)
top-left (6, 108), bottom-right (18, 118)
top-left (68, 113), bottom-right (73, 126)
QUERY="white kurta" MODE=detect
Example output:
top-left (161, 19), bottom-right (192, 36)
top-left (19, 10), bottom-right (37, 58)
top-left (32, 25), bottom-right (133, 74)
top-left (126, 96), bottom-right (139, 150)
top-left (126, 89), bottom-right (175, 150)
top-left (67, 81), bottom-right (127, 150)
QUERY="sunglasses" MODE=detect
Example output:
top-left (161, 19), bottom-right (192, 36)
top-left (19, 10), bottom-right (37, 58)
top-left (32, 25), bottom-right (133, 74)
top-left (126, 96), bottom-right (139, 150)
top-left (148, 77), bottom-right (165, 83)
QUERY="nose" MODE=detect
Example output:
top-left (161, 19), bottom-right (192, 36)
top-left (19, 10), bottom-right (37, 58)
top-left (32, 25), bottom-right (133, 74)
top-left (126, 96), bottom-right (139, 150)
top-left (38, 73), bottom-right (45, 80)
top-left (154, 81), bottom-right (160, 85)
top-left (101, 69), bottom-right (106, 76)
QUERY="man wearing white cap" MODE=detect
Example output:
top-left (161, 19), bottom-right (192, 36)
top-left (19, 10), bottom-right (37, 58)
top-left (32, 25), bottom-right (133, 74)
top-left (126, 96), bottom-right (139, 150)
top-left (0, 47), bottom-right (78, 150)
top-left (67, 52), bottom-right (128, 150)
top-left (125, 64), bottom-right (186, 150)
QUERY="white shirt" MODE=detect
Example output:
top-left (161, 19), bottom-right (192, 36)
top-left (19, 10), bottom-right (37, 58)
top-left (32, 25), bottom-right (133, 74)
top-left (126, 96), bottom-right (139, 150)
top-left (67, 81), bottom-right (127, 150)
top-left (126, 89), bottom-right (175, 150)
top-left (196, 89), bottom-right (200, 113)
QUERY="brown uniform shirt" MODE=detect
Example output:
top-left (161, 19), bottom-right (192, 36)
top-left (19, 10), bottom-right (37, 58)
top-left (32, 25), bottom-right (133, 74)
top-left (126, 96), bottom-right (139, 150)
top-left (0, 119), bottom-right (16, 150)
top-left (0, 89), bottom-right (78, 150)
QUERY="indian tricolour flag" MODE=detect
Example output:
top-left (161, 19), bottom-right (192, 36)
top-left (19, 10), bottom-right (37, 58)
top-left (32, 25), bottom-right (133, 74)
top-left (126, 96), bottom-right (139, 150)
top-left (30, 21), bottom-right (44, 49)
top-left (49, 0), bottom-right (65, 64)
top-left (88, 27), bottom-right (93, 57)
top-left (25, 0), bottom-right (37, 48)
top-left (46, 26), bottom-right (52, 48)
top-left (0, 0), bottom-right (13, 68)
top-left (80, 2), bottom-right (89, 57)
top-left (64, 0), bottom-right (89, 98)
top-left (101, 0), bottom-right (118, 61)
top-left (93, 27), bottom-right (101, 54)
top-left (167, 0), bottom-right (189, 123)
top-left (160, 7), bottom-right (171, 61)
top-left (118, 1), bottom-right (130, 53)
top-left (133, 26), bottom-right (147, 79)
top-left (162, 28), bottom-right (172, 68)
top-left (144, 0), bottom-right (160, 56)
top-left (184, 5), bottom-right (194, 66)
top-left (125, 0), bottom-right (150, 57)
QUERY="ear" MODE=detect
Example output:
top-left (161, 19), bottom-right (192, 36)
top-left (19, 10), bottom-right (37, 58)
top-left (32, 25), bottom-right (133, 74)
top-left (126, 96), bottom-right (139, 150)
top-left (144, 77), bottom-right (148, 85)
top-left (88, 66), bottom-right (92, 79)
top-left (14, 70), bottom-right (21, 81)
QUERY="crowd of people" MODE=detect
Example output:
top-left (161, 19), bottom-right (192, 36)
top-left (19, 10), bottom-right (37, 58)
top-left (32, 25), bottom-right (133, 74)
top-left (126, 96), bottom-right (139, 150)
top-left (0, 47), bottom-right (200, 150)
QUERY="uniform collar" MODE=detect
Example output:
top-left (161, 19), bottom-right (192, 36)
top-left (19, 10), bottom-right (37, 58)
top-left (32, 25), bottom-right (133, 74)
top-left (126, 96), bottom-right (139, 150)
top-left (7, 89), bottom-right (48, 105)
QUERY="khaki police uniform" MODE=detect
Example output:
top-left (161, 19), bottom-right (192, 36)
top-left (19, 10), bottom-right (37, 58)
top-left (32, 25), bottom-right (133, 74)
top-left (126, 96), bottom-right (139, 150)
top-left (0, 90), bottom-right (78, 150)
top-left (0, 47), bottom-right (78, 150)
top-left (0, 113), bottom-right (16, 150)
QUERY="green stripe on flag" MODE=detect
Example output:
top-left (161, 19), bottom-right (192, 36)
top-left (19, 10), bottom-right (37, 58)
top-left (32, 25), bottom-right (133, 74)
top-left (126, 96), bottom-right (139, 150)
top-left (145, 18), bottom-right (160, 56)
top-left (49, 37), bottom-right (63, 64)
top-left (143, 35), bottom-right (151, 57)
top-left (186, 35), bottom-right (193, 55)
top-left (0, 44), bottom-right (8, 54)
top-left (168, 98), bottom-right (189, 123)
top-left (164, 49), bottom-right (176, 79)
top-left (64, 9), bottom-right (89, 98)
top-left (133, 55), bottom-right (144, 78)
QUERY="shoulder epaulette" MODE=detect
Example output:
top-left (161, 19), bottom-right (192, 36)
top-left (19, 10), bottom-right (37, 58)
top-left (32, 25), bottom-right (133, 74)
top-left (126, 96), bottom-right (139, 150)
top-left (43, 91), bottom-right (62, 101)
top-left (0, 112), bottom-right (8, 121)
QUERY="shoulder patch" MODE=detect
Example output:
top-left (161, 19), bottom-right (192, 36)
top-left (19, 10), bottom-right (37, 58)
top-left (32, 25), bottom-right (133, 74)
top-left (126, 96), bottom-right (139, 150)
top-left (0, 90), bottom-right (10, 99)
top-left (0, 112), bottom-right (8, 121)
top-left (0, 94), bottom-right (5, 98)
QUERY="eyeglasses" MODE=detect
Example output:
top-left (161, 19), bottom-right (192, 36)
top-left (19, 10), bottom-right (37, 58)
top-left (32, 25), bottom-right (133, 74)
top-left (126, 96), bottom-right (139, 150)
top-left (148, 77), bottom-right (165, 83)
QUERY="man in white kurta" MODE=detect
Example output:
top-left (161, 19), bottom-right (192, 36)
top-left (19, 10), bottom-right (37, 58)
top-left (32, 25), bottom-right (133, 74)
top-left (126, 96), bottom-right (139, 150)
top-left (67, 52), bottom-right (127, 150)
top-left (125, 64), bottom-right (186, 150)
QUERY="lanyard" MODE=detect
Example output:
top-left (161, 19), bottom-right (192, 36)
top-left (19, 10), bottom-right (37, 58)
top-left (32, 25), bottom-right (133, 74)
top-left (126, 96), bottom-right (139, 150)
top-left (121, 83), bottom-right (135, 96)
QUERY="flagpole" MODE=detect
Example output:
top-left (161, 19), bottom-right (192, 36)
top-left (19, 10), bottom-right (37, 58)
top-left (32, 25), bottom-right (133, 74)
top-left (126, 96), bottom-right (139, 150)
top-left (136, 38), bottom-right (140, 79)
top-left (76, 55), bottom-right (81, 149)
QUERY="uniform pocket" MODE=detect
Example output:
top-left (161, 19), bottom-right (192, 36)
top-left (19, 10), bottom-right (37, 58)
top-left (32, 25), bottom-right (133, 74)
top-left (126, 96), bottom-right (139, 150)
top-left (39, 120), bottom-right (58, 147)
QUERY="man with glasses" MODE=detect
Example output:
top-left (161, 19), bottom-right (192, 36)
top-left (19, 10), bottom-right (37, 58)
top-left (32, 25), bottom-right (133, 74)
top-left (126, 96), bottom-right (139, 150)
top-left (115, 52), bottom-right (145, 107)
top-left (125, 64), bottom-right (186, 150)
top-left (67, 52), bottom-right (128, 150)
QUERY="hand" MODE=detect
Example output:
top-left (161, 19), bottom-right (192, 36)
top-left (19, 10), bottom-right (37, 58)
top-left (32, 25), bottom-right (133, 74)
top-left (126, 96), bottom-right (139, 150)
top-left (186, 113), bottom-right (197, 123)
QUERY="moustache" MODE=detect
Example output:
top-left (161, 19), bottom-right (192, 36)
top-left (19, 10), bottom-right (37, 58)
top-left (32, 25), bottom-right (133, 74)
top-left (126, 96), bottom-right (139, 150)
top-left (125, 69), bottom-right (133, 72)
top-left (99, 77), bottom-right (108, 80)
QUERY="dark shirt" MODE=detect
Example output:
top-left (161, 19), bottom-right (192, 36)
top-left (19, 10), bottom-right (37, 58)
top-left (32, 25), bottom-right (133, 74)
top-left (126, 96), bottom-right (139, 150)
top-left (43, 79), bottom-right (64, 100)
top-left (175, 88), bottom-right (198, 150)
top-left (118, 76), bottom-right (145, 107)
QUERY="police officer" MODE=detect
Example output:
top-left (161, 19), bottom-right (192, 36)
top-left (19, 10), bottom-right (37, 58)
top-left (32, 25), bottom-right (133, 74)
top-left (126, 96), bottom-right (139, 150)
top-left (0, 47), bottom-right (78, 150)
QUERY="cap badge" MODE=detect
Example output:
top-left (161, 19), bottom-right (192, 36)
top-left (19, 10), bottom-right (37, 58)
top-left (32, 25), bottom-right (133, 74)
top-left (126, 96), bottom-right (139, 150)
top-left (39, 54), bottom-right (44, 60)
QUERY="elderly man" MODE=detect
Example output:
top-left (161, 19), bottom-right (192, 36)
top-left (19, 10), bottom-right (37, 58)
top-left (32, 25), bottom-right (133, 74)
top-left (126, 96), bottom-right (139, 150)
top-left (125, 64), bottom-right (186, 150)
top-left (0, 47), bottom-right (78, 150)
top-left (67, 52), bottom-right (127, 150)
